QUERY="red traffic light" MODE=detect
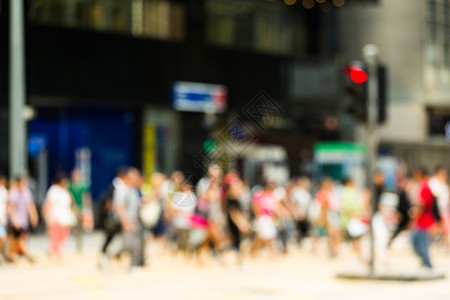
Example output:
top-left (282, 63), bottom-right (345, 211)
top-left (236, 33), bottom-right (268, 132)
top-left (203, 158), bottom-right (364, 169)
top-left (348, 66), bottom-right (368, 84)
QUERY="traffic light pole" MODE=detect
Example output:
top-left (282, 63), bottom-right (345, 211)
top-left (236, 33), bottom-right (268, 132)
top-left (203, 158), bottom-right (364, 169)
top-left (363, 44), bottom-right (380, 277)
top-left (9, 0), bottom-right (27, 177)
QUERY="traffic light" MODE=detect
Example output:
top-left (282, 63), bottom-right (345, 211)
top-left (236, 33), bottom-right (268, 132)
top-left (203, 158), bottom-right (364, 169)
top-left (344, 61), bottom-right (388, 124)
top-left (377, 64), bottom-right (387, 124)
top-left (348, 65), bottom-right (368, 84)
top-left (345, 61), bottom-right (368, 123)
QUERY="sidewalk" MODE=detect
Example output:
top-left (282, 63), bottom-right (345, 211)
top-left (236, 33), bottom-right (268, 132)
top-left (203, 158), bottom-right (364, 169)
top-left (1, 232), bottom-right (450, 300)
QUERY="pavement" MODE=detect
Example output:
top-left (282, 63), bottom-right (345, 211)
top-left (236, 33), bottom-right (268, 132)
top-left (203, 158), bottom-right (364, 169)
top-left (1, 231), bottom-right (450, 300)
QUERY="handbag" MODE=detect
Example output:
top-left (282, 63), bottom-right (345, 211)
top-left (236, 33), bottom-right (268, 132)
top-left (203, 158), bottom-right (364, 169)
top-left (81, 209), bottom-right (94, 232)
top-left (59, 210), bottom-right (77, 227)
top-left (140, 201), bottom-right (161, 229)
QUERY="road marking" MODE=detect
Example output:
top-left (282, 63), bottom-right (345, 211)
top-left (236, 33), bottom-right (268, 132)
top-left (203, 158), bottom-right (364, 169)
top-left (74, 275), bottom-right (112, 300)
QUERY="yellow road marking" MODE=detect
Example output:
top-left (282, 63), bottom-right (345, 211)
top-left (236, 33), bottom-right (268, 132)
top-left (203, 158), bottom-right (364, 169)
top-left (74, 275), bottom-right (112, 300)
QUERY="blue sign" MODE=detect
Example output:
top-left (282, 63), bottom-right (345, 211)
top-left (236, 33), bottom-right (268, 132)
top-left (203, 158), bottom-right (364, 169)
top-left (172, 81), bottom-right (227, 113)
top-left (28, 135), bottom-right (47, 156)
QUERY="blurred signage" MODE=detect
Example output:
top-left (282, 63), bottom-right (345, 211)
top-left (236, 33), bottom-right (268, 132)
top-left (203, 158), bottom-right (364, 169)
top-left (314, 142), bottom-right (366, 189)
top-left (172, 81), bottom-right (227, 113)
top-left (314, 142), bottom-right (365, 164)
top-left (28, 135), bottom-right (47, 156)
top-left (75, 147), bottom-right (91, 188)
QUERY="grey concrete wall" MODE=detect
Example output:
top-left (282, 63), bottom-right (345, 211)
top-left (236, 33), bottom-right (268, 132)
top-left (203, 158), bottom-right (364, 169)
top-left (338, 0), bottom-right (424, 103)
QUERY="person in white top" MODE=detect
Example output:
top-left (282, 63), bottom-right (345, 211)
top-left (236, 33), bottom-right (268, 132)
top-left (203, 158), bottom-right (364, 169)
top-left (42, 173), bottom-right (75, 261)
top-left (290, 176), bottom-right (312, 245)
top-left (0, 174), bottom-right (8, 260)
top-left (196, 164), bottom-right (222, 198)
top-left (171, 181), bottom-right (196, 255)
top-left (428, 166), bottom-right (450, 250)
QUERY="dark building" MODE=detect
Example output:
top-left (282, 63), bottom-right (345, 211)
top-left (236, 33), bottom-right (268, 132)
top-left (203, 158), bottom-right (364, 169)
top-left (1, 0), bottom-right (348, 200)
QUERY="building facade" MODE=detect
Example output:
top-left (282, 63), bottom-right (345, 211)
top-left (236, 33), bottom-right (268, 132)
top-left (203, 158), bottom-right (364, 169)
top-left (338, 0), bottom-right (450, 171)
top-left (1, 0), bottom-right (335, 200)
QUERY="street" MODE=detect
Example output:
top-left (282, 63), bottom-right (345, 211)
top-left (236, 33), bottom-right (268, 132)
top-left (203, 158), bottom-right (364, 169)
top-left (2, 1), bottom-right (450, 299)
top-left (1, 232), bottom-right (450, 300)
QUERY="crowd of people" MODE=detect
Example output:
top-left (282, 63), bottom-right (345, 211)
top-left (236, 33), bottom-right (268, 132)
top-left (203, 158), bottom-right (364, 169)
top-left (0, 170), bottom-right (92, 264)
top-left (0, 163), bottom-right (449, 274)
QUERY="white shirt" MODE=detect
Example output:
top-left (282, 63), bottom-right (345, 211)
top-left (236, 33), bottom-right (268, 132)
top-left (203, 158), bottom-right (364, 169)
top-left (0, 186), bottom-right (7, 225)
top-left (161, 179), bottom-right (178, 202)
top-left (196, 177), bottom-right (211, 197)
top-left (46, 185), bottom-right (72, 224)
top-left (291, 187), bottom-right (312, 215)
top-left (429, 177), bottom-right (450, 209)
top-left (112, 177), bottom-right (124, 189)
top-left (113, 183), bottom-right (141, 224)
top-left (274, 186), bottom-right (286, 201)
top-left (172, 191), bottom-right (196, 229)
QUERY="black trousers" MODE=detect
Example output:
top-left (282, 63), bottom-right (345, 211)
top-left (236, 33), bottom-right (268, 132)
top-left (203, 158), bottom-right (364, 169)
top-left (389, 218), bottom-right (409, 246)
top-left (101, 223), bottom-right (122, 254)
top-left (296, 219), bottom-right (310, 243)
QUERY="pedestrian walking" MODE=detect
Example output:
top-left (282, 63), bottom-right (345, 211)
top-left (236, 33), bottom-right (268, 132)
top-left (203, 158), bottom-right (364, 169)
top-left (114, 167), bottom-right (145, 274)
top-left (250, 180), bottom-right (279, 258)
top-left (225, 176), bottom-right (250, 266)
top-left (290, 176), bottom-right (312, 246)
top-left (388, 175), bottom-right (411, 247)
top-left (7, 176), bottom-right (39, 263)
top-left (311, 178), bottom-right (341, 257)
top-left (98, 167), bottom-right (127, 269)
top-left (42, 173), bottom-right (76, 262)
top-left (340, 178), bottom-right (367, 258)
top-left (68, 169), bottom-right (92, 253)
top-left (411, 166), bottom-right (447, 269)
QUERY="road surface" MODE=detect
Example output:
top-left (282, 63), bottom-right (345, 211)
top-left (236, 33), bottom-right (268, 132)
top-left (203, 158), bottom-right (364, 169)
top-left (1, 232), bottom-right (449, 300)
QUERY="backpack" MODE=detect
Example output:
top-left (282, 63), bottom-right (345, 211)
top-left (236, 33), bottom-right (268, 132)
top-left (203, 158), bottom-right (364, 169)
top-left (431, 195), bottom-right (442, 222)
top-left (427, 179), bottom-right (442, 222)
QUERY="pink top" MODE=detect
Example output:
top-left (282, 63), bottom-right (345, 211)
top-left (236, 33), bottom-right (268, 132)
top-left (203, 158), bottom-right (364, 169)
top-left (253, 190), bottom-right (277, 217)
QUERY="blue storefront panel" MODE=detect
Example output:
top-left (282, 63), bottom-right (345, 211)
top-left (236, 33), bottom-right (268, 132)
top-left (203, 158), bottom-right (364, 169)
top-left (28, 107), bottom-right (135, 201)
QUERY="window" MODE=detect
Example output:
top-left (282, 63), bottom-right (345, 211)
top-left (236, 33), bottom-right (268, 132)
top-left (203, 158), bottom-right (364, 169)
top-left (424, 0), bottom-right (450, 89)
top-left (142, 0), bottom-right (185, 40)
top-left (205, 0), bottom-right (305, 56)
top-left (28, 0), bottom-right (185, 41)
top-left (428, 22), bottom-right (437, 41)
top-left (444, 1), bottom-right (450, 24)
top-left (428, 0), bottom-right (437, 20)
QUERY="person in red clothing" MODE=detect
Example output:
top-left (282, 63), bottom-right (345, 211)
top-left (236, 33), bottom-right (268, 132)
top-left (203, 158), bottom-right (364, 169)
top-left (311, 178), bottom-right (341, 257)
top-left (411, 166), bottom-right (447, 269)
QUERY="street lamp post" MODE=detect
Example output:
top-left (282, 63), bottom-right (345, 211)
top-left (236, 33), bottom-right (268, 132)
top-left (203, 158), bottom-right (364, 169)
top-left (9, 0), bottom-right (27, 177)
top-left (363, 44), bottom-right (380, 277)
